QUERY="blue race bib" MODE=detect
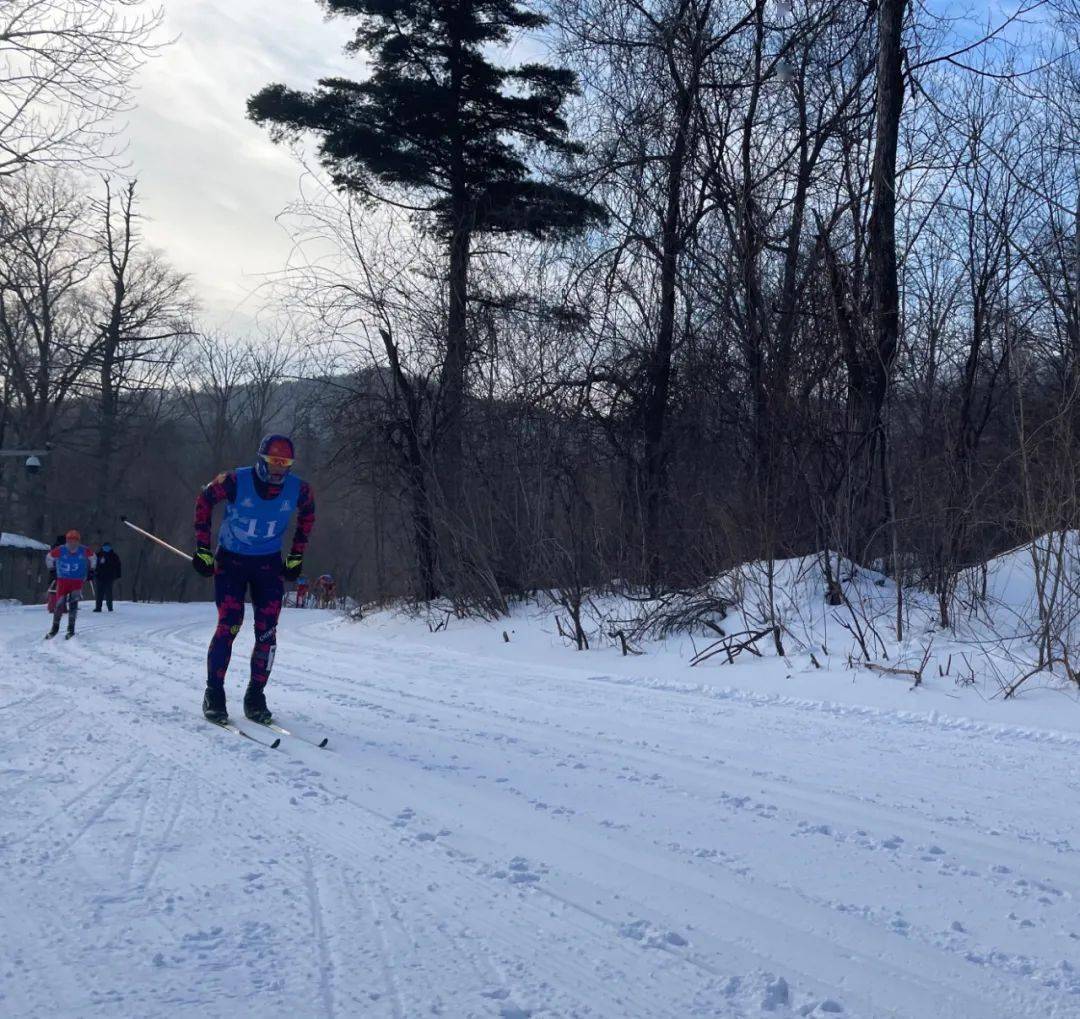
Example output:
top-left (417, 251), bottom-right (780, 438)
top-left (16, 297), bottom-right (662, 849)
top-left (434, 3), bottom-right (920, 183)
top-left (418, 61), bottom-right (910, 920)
top-left (218, 467), bottom-right (301, 556)
top-left (56, 545), bottom-right (89, 579)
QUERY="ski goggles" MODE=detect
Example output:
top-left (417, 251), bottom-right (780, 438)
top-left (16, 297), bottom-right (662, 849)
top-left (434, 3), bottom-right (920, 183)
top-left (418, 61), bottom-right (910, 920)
top-left (260, 454), bottom-right (295, 469)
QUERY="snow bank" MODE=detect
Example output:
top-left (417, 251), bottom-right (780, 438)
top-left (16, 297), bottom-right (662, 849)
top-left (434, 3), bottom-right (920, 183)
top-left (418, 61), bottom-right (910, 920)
top-left (0, 531), bottom-right (49, 551)
top-left (359, 540), bottom-right (1080, 728)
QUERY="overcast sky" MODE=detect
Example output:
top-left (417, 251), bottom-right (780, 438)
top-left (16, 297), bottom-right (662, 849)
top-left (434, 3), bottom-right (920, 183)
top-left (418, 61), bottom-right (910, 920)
top-left (124, 0), bottom-right (358, 333)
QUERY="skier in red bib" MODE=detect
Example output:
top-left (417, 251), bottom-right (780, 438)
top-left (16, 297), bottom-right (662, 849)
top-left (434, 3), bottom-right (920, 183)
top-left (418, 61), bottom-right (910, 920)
top-left (45, 530), bottom-right (95, 640)
top-left (192, 434), bottom-right (315, 725)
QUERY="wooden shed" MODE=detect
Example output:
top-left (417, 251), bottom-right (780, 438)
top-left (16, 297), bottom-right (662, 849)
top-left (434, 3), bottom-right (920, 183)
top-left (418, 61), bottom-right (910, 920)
top-left (0, 532), bottom-right (50, 604)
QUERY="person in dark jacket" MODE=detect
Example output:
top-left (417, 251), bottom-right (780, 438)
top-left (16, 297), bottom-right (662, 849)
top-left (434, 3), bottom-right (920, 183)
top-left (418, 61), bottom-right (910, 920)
top-left (93, 543), bottom-right (122, 612)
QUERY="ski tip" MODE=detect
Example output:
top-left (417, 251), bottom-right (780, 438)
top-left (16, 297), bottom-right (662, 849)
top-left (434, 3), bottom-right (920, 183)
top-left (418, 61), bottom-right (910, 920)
top-left (318, 737), bottom-right (329, 748)
top-left (270, 737), bottom-right (281, 749)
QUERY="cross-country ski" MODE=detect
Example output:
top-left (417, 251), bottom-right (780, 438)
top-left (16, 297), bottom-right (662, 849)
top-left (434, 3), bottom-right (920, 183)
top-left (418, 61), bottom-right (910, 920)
top-left (207, 717), bottom-right (281, 749)
top-left (257, 720), bottom-right (329, 748)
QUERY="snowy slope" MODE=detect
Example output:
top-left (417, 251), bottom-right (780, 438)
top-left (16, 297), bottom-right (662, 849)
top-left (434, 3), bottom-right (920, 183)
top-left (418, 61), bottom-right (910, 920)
top-left (2, 601), bottom-right (1079, 1018)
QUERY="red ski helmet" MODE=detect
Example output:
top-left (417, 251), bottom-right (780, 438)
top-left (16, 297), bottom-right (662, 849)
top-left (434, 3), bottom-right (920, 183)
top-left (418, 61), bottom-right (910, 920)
top-left (255, 433), bottom-right (295, 485)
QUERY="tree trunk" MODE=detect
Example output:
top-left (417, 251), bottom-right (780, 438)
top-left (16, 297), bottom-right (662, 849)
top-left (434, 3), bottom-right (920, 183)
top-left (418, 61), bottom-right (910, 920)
top-left (382, 326), bottom-right (440, 601)
top-left (438, 3), bottom-right (472, 542)
top-left (97, 295), bottom-right (122, 532)
top-left (439, 214), bottom-right (471, 526)
top-left (866, 0), bottom-right (906, 427)
top-left (642, 86), bottom-right (691, 588)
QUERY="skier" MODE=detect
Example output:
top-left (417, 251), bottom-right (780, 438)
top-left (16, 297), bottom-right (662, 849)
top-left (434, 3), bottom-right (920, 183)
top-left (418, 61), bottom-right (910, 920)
top-left (315, 572), bottom-right (336, 609)
top-left (93, 542), bottom-right (122, 612)
top-left (192, 434), bottom-right (315, 725)
top-left (45, 535), bottom-right (67, 615)
top-left (45, 530), bottom-right (95, 640)
top-left (295, 575), bottom-right (310, 608)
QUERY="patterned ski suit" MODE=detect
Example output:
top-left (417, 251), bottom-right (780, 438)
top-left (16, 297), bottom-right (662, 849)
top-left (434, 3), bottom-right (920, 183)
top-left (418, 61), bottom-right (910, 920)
top-left (195, 468), bottom-right (315, 690)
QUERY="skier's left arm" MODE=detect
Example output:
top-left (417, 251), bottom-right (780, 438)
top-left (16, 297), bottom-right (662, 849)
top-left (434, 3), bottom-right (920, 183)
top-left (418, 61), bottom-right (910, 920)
top-left (289, 482), bottom-right (316, 557)
top-left (282, 482), bottom-right (315, 580)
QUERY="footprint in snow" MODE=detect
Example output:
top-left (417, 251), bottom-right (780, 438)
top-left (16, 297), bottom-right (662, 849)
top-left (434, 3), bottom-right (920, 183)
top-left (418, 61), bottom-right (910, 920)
top-left (618, 918), bottom-right (689, 949)
top-left (760, 975), bottom-right (789, 1010)
top-left (800, 1000), bottom-right (844, 1015)
top-left (502, 856), bottom-right (541, 884)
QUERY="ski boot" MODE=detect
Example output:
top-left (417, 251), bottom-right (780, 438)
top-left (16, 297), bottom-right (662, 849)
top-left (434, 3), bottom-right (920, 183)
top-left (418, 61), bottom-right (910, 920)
top-left (243, 680), bottom-right (272, 725)
top-left (44, 625), bottom-right (59, 640)
top-left (202, 683), bottom-right (228, 724)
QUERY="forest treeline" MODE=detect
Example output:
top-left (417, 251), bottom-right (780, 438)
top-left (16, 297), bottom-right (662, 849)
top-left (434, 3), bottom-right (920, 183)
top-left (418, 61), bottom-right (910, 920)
top-left (1, 0), bottom-right (1079, 627)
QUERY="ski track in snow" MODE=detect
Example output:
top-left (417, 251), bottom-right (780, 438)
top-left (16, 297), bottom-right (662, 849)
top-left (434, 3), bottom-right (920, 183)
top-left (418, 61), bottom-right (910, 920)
top-left (2, 603), bottom-right (1079, 1017)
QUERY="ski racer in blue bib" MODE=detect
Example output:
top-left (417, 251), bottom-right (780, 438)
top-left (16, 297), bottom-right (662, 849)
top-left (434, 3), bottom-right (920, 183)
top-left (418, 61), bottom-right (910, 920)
top-left (45, 529), bottom-right (95, 639)
top-left (192, 434), bottom-right (316, 726)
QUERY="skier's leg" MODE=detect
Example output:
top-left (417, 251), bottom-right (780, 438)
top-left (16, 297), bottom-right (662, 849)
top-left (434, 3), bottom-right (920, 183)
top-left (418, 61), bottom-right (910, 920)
top-left (103, 578), bottom-right (114, 611)
top-left (66, 592), bottom-right (79, 635)
top-left (250, 560), bottom-right (284, 685)
top-left (244, 559), bottom-right (283, 722)
top-left (48, 598), bottom-right (63, 636)
top-left (203, 557), bottom-right (246, 722)
top-left (207, 560), bottom-right (246, 687)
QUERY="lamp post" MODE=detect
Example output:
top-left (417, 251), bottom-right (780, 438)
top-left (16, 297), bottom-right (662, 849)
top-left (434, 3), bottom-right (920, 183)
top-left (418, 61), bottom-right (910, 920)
top-left (0, 448), bottom-right (50, 473)
top-left (0, 448), bottom-right (50, 537)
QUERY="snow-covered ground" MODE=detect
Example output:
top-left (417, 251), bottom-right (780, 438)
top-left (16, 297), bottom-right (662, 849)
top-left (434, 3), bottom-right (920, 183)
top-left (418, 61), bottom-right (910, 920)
top-left (2, 597), bottom-right (1080, 1018)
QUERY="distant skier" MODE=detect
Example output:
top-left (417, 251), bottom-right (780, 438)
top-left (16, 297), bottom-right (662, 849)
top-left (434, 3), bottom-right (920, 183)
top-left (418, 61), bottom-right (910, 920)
top-left (45, 534), bottom-right (67, 614)
top-left (315, 572), bottom-right (336, 608)
top-left (45, 530), bottom-right (95, 640)
top-left (93, 543), bottom-right (122, 612)
top-left (295, 575), bottom-right (310, 608)
top-left (192, 434), bottom-right (315, 725)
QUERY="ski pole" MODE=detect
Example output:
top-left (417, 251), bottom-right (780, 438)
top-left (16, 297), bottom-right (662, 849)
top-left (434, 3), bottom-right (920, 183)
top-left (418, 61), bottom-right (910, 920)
top-left (120, 515), bottom-right (190, 563)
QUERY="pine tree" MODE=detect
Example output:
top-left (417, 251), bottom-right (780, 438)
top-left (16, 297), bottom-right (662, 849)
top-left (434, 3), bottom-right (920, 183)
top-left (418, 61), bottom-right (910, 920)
top-left (248, 0), bottom-right (604, 544)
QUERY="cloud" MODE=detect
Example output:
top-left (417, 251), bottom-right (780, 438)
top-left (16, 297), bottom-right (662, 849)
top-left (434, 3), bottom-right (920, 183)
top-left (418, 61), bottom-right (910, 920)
top-left (123, 2), bottom-right (562, 334)
top-left (124, 0), bottom-right (358, 332)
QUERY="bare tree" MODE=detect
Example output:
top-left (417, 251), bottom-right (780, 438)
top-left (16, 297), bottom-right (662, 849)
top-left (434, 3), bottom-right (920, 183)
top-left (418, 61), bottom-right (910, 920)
top-left (179, 331), bottom-right (252, 473)
top-left (92, 176), bottom-right (193, 527)
top-left (0, 0), bottom-right (163, 174)
top-left (0, 168), bottom-right (100, 534)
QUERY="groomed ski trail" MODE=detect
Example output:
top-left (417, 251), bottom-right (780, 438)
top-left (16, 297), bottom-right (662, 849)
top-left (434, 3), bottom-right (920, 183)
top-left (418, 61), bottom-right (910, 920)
top-left (2, 602), bottom-right (1079, 1018)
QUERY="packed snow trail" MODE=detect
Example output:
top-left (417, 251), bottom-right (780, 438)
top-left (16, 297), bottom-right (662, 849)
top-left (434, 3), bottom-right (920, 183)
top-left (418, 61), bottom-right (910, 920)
top-left (2, 604), bottom-right (1079, 1018)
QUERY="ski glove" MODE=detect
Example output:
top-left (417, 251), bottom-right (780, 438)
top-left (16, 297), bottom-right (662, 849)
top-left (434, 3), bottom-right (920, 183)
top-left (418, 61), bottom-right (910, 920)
top-left (282, 553), bottom-right (303, 581)
top-left (192, 545), bottom-right (215, 578)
